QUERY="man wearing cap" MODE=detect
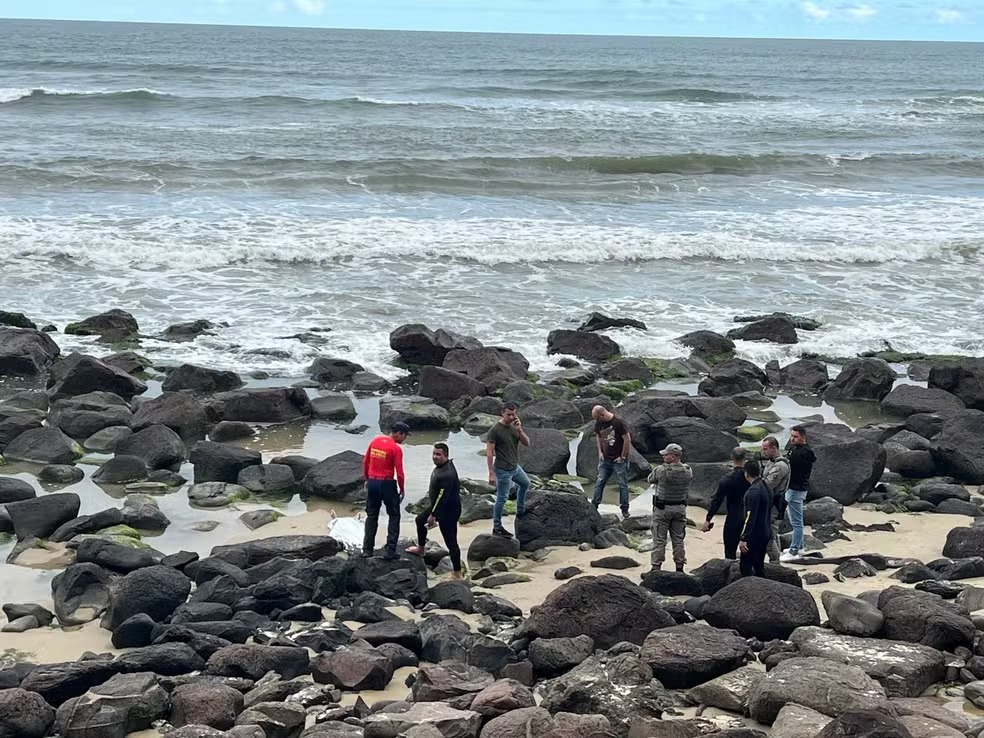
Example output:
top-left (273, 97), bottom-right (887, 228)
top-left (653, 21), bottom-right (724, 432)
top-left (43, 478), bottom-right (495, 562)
top-left (648, 443), bottom-right (692, 572)
top-left (702, 447), bottom-right (749, 559)
top-left (361, 422), bottom-right (410, 560)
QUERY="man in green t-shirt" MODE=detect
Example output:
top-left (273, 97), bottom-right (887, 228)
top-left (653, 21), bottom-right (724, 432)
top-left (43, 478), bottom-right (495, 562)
top-left (486, 401), bottom-right (531, 538)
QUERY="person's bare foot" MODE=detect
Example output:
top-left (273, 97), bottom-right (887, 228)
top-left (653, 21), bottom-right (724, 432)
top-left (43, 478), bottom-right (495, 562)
top-left (450, 571), bottom-right (463, 580)
top-left (405, 545), bottom-right (425, 556)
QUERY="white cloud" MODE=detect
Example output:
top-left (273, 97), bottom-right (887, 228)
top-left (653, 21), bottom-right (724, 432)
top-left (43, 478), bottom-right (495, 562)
top-left (292, 0), bottom-right (327, 14)
top-left (936, 8), bottom-right (964, 24)
top-left (846, 4), bottom-right (877, 20)
top-left (800, 2), bottom-right (831, 20)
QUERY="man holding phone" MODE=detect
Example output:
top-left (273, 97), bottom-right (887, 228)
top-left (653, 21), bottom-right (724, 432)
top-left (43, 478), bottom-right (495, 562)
top-left (486, 401), bottom-right (531, 538)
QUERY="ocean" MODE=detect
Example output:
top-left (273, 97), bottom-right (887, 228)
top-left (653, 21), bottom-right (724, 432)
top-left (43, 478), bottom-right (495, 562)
top-left (1, 19), bottom-right (982, 377)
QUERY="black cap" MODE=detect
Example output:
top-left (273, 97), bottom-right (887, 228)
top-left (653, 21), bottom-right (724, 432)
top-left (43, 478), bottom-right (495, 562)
top-left (392, 422), bottom-right (412, 435)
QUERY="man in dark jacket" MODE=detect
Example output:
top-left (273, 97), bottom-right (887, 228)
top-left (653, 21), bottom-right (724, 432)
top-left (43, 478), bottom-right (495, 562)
top-left (702, 447), bottom-right (748, 559)
top-left (782, 425), bottom-right (817, 561)
top-left (739, 459), bottom-right (772, 578)
top-left (406, 443), bottom-right (463, 579)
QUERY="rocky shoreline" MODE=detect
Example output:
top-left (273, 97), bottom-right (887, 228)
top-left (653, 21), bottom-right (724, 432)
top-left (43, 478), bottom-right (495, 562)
top-left (1, 307), bottom-right (984, 738)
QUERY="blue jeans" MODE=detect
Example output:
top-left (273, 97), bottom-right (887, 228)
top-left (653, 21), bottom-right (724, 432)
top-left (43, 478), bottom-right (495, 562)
top-left (591, 459), bottom-right (629, 512)
top-left (785, 489), bottom-right (808, 553)
top-left (493, 465), bottom-right (530, 528)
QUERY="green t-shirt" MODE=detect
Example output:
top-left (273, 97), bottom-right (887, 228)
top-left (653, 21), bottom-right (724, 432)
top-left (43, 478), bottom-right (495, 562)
top-left (488, 421), bottom-right (521, 470)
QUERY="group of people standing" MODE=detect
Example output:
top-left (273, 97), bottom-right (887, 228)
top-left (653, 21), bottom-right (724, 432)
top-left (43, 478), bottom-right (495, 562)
top-left (358, 402), bottom-right (817, 582)
top-left (357, 401), bottom-right (534, 577)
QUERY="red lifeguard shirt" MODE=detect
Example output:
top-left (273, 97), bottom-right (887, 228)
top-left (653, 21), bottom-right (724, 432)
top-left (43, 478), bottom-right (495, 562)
top-left (363, 435), bottom-right (406, 493)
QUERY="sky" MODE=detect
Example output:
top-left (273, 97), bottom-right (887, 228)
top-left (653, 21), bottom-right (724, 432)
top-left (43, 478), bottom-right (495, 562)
top-left (0, 0), bottom-right (980, 41)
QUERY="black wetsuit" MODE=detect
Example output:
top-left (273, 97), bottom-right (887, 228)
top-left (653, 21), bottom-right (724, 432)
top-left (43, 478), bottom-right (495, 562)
top-left (415, 460), bottom-right (462, 571)
top-left (706, 467), bottom-right (750, 560)
top-left (740, 478), bottom-right (773, 577)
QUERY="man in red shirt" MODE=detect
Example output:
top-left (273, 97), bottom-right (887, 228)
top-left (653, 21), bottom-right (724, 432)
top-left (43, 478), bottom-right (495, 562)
top-left (361, 421), bottom-right (410, 559)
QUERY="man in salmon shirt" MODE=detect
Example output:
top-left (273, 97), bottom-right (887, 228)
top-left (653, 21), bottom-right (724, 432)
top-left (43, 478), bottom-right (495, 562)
top-left (362, 421), bottom-right (410, 560)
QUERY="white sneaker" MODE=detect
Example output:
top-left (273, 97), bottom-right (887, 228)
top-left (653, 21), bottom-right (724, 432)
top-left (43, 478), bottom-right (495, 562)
top-left (780, 552), bottom-right (798, 562)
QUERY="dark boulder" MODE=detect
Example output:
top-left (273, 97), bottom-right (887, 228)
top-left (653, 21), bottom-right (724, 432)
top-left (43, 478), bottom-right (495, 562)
top-left (206, 644), bottom-right (311, 681)
top-left (114, 643), bottom-right (205, 676)
top-left (130, 391), bottom-right (210, 437)
top-left (778, 359), bottom-right (830, 392)
top-left (48, 353), bottom-right (147, 401)
top-left (209, 421), bottom-right (255, 443)
top-left (390, 324), bottom-right (483, 366)
top-left (378, 396), bottom-right (450, 431)
top-left (37, 464), bottom-right (85, 486)
top-left (0, 416), bottom-right (43, 451)
top-left (877, 586), bottom-right (975, 651)
top-left (116, 424), bottom-right (187, 470)
top-left (162, 318), bottom-right (215, 340)
top-left (93, 454), bottom-right (149, 485)
top-left (704, 577), bottom-right (819, 641)
top-left (881, 385), bottom-right (965, 417)
top-left (698, 359), bottom-right (767, 397)
top-left (311, 640), bottom-right (393, 691)
top-left (528, 635), bottom-right (594, 677)
top-left (418, 365), bottom-right (487, 406)
top-left (270, 455), bottom-right (319, 481)
top-left (0, 687), bottom-right (55, 737)
top-left (2, 427), bottom-right (81, 465)
top-left (51, 563), bottom-right (112, 626)
top-left (808, 424), bottom-right (887, 505)
top-left (0, 327), bottom-right (60, 377)
top-left (518, 574), bottom-right (674, 649)
top-left (300, 450), bottom-right (365, 502)
top-left (747, 656), bottom-right (891, 725)
top-left (309, 357), bottom-right (364, 386)
top-left (822, 591), bottom-right (884, 637)
top-left (169, 681), bottom-right (245, 729)
top-left (18, 660), bottom-right (120, 708)
top-left (309, 393), bottom-right (357, 421)
top-left (63, 309), bottom-right (138, 341)
top-left (600, 357), bottom-right (654, 384)
top-left (162, 364), bottom-right (244, 394)
top-left (0, 477), bottom-right (36, 503)
top-left (649, 416), bottom-right (739, 462)
top-left (547, 330), bottom-right (620, 363)
top-left (443, 347), bottom-right (529, 393)
top-left (727, 315), bottom-right (798, 344)
top-left (237, 464), bottom-right (295, 495)
top-left (675, 330), bottom-right (735, 362)
top-left (928, 358), bottom-right (984, 410)
top-left (789, 626), bottom-right (945, 699)
top-left (205, 388), bottom-right (312, 423)
top-left (467, 534), bottom-right (521, 563)
top-left (640, 570), bottom-right (704, 597)
top-left (815, 710), bottom-right (915, 738)
top-left (48, 392), bottom-right (132, 439)
top-left (931, 409), bottom-right (984, 483)
top-left (516, 490), bottom-right (601, 551)
top-left (50, 507), bottom-right (125, 542)
top-left (823, 359), bottom-right (895, 402)
top-left (105, 565), bottom-right (192, 630)
top-left (517, 428), bottom-right (571, 477)
top-left (640, 623), bottom-right (749, 688)
top-left (209, 536), bottom-right (343, 568)
top-left (4, 492), bottom-right (80, 540)
top-left (190, 441), bottom-right (262, 484)
top-left (578, 312), bottom-right (647, 332)
top-left (520, 399), bottom-right (583, 430)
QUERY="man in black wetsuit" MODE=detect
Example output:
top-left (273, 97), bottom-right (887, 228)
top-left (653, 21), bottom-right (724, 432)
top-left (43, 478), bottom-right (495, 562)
top-left (406, 443), bottom-right (463, 579)
top-left (739, 459), bottom-right (772, 578)
top-left (701, 447), bottom-right (748, 559)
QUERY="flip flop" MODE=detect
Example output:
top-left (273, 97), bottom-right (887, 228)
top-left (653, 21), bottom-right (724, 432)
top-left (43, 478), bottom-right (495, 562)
top-left (405, 546), bottom-right (425, 556)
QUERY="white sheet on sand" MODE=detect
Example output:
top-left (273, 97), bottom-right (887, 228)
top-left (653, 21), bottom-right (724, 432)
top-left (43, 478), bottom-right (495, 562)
top-left (327, 510), bottom-right (365, 551)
